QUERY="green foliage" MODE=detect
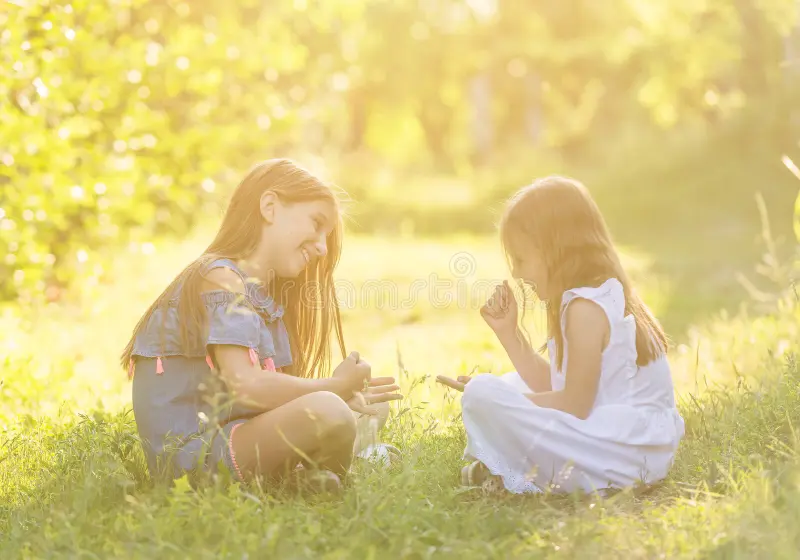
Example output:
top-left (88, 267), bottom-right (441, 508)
top-left (1, 0), bottom-right (798, 301)
top-left (0, 0), bottom-right (342, 300)
top-left (1, 221), bottom-right (800, 555)
top-left (2, 1), bottom-right (799, 548)
top-left (0, 0), bottom-right (216, 300)
top-left (3, 315), bottom-right (800, 557)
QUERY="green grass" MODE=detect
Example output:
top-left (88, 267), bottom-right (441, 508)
top-left (2, 230), bottom-right (800, 558)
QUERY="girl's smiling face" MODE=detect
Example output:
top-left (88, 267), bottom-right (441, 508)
top-left (260, 192), bottom-right (338, 278)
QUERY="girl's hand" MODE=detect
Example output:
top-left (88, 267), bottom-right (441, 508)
top-left (332, 352), bottom-right (372, 396)
top-left (480, 280), bottom-right (518, 335)
top-left (347, 379), bottom-right (403, 415)
top-left (346, 391), bottom-right (375, 415)
top-left (363, 378), bottom-right (403, 404)
top-left (435, 375), bottom-right (473, 392)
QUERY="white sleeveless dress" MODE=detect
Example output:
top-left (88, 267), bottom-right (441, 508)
top-left (461, 278), bottom-right (685, 494)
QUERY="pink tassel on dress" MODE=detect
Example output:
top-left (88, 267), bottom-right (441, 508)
top-left (156, 357), bottom-right (164, 375)
top-left (206, 355), bottom-right (214, 370)
top-left (248, 347), bottom-right (258, 366)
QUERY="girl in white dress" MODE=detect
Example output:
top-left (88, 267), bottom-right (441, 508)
top-left (437, 176), bottom-right (684, 494)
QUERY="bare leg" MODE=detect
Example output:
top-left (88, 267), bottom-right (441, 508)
top-left (231, 391), bottom-right (357, 480)
top-left (353, 401), bottom-right (390, 455)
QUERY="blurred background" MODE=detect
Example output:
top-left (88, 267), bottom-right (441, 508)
top-left (1, 0), bottom-right (799, 422)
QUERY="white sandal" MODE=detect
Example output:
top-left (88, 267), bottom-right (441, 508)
top-left (356, 443), bottom-right (402, 466)
top-left (461, 460), bottom-right (504, 493)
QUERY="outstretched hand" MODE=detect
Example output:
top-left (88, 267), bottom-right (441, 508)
top-left (435, 375), bottom-right (473, 393)
top-left (347, 377), bottom-right (403, 415)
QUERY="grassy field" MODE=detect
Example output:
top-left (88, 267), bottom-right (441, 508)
top-left (2, 227), bottom-right (800, 558)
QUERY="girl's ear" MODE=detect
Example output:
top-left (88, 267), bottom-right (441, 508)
top-left (259, 191), bottom-right (279, 224)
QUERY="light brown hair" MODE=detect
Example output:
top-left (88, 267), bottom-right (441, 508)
top-left (500, 176), bottom-right (667, 368)
top-left (121, 159), bottom-right (346, 378)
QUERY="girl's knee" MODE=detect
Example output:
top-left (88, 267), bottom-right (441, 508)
top-left (462, 374), bottom-right (506, 412)
top-left (304, 391), bottom-right (357, 442)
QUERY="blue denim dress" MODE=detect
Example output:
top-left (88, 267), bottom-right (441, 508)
top-left (130, 258), bottom-right (293, 482)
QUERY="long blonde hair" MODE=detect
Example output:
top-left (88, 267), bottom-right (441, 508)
top-left (120, 159), bottom-right (346, 378)
top-left (500, 176), bottom-right (667, 368)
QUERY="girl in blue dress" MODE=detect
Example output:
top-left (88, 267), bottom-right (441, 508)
top-left (122, 159), bottom-right (400, 491)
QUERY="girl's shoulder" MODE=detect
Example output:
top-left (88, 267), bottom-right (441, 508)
top-left (130, 257), bottom-right (287, 360)
top-left (201, 257), bottom-right (244, 278)
top-left (561, 277), bottom-right (622, 302)
top-left (560, 278), bottom-right (625, 322)
top-left (200, 258), bottom-right (283, 321)
top-left (199, 257), bottom-right (248, 298)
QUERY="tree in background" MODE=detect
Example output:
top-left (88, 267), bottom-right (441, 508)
top-left (1, 0), bottom-right (798, 301)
